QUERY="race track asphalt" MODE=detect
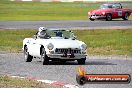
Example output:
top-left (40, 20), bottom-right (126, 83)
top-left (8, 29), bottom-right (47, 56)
top-left (0, 20), bottom-right (132, 29)
top-left (0, 53), bottom-right (132, 88)
top-left (0, 20), bottom-right (132, 88)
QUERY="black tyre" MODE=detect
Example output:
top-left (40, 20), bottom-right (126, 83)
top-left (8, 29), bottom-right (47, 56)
top-left (106, 14), bottom-right (112, 21)
top-left (77, 58), bottom-right (86, 65)
top-left (122, 12), bottom-right (129, 20)
top-left (89, 18), bottom-right (95, 21)
top-left (76, 75), bottom-right (86, 85)
top-left (41, 48), bottom-right (49, 65)
top-left (24, 46), bottom-right (33, 62)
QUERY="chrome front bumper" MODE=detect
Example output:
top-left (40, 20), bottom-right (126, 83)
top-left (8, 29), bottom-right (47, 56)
top-left (47, 54), bottom-right (87, 59)
top-left (90, 15), bottom-right (106, 19)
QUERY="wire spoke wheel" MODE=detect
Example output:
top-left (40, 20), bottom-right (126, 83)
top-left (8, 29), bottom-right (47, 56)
top-left (24, 47), bottom-right (28, 59)
top-left (123, 13), bottom-right (129, 20)
top-left (106, 14), bottom-right (112, 21)
top-left (41, 48), bottom-right (49, 65)
top-left (24, 46), bottom-right (33, 62)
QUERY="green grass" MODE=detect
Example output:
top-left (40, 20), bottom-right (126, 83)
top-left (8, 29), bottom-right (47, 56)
top-left (0, 76), bottom-right (62, 88)
top-left (0, 29), bottom-right (37, 52)
top-left (74, 29), bottom-right (132, 56)
top-left (0, 29), bottom-right (132, 56)
top-left (0, 0), bottom-right (132, 20)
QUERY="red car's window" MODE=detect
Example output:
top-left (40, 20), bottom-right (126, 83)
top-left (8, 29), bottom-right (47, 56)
top-left (100, 3), bottom-right (122, 9)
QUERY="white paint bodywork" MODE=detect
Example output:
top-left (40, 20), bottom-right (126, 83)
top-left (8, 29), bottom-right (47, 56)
top-left (22, 30), bottom-right (87, 60)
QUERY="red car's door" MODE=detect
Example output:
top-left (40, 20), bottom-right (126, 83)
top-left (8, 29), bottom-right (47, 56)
top-left (112, 3), bottom-right (123, 19)
top-left (114, 8), bottom-right (123, 18)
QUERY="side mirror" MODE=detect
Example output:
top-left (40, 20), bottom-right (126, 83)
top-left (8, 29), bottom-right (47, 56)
top-left (71, 36), bottom-right (77, 40)
top-left (70, 31), bottom-right (77, 40)
top-left (73, 36), bottom-right (77, 39)
top-left (33, 35), bottom-right (37, 39)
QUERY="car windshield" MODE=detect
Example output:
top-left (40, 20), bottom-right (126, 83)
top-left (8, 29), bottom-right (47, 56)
top-left (100, 4), bottom-right (113, 9)
top-left (100, 3), bottom-right (121, 9)
top-left (46, 29), bottom-right (74, 39)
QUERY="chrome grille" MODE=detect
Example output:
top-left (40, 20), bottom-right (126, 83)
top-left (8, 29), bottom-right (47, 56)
top-left (55, 48), bottom-right (81, 54)
top-left (92, 14), bottom-right (101, 16)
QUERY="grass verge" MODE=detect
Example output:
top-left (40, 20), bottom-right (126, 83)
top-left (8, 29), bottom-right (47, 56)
top-left (0, 0), bottom-right (132, 20)
top-left (74, 29), bottom-right (132, 56)
top-left (0, 76), bottom-right (62, 88)
top-left (0, 29), bottom-right (36, 52)
top-left (0, 29), bottom-right (132, 56)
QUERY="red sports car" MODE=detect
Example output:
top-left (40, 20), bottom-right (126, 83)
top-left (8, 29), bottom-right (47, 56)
top-left (88, 3), bottom-right (132, 21)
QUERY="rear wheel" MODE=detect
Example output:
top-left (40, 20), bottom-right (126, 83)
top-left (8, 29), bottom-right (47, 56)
top-left (77, 58), bottom-right (86, 65)
top-left (122, 12), bottom-right (129, 20)
top-left (41, 48), bottom-right (49, 65)
top-left (24, 46), bottom-right (33, 62)
top-left (106, 14), bottom-right (112, 21)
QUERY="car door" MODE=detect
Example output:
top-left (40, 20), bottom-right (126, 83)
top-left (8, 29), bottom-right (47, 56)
top-left (115, 8), bottom-right (123, 18)
top-left (28, 38), bottom-right (41, 57)
top-left (113, 3), bottom-right (123, 18)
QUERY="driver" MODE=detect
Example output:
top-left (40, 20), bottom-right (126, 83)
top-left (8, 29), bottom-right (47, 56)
top-left (37, 27), bottom-right (50, 39)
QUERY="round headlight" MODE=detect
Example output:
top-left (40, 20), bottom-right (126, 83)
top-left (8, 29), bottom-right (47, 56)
top-left (102, 12), bottom-right (105, 15)
top-left (47, 43), bottom-right (54, 50)
top-left (88, 12), bottom-right (91, 15)
top-left (81, 44), bottom-right (87, 51)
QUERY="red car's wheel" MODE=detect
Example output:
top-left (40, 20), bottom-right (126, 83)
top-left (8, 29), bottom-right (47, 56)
top-left (122, 12), bottom-right (129, 20)
top-left (89, 18), bottom-right (95, 21)
top-left (106, 14), bottom-right (112, 21)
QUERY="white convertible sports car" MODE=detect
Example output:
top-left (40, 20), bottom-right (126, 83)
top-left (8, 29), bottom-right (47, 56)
top-left (22, 28), bottom-right (87, 65)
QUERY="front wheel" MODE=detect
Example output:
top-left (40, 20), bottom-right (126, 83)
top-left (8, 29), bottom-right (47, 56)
top-left (41, 48), bottom-right (49, 65)
top-left (24, 46), bottom-right (33, 62)
top-left (122, 13), bottom-right (129, 20)
top-left (106, 14), bottom-right (112, 21)
top-left (77, 58), bottom-right (86, 65)
top-left (89, 18), bottom-right (95, 21)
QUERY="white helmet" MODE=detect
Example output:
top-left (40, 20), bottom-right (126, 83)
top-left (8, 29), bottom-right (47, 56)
top-left (38, 27), bottom-right (46, 32)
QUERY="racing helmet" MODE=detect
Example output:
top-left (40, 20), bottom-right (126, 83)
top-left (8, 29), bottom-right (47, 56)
top-left (38, 27), bottom-right (46, 32)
